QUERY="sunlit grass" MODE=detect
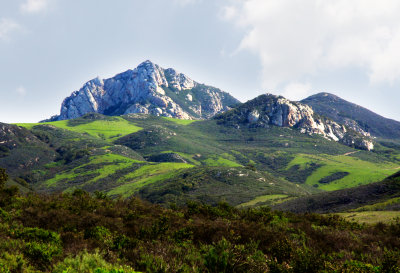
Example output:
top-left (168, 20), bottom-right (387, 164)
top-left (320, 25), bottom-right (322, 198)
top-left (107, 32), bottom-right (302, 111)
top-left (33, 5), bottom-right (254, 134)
top-left (286, 154), bottom-right (399, 191)
top-left (17, 117), bottom-right (142, 142)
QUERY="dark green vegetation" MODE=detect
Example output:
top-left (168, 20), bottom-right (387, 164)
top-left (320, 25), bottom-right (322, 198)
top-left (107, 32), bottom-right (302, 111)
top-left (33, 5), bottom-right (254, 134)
top-left (137, 166), bottom-right (309, 206)
top-left (1, 111), bottom-right (399, 207)
top-left (302, 92), bottom-right (400, 139)
top-left (275, 171), bottom-right (400, 213)
top-left (1, 177), bottom-right (400, 272)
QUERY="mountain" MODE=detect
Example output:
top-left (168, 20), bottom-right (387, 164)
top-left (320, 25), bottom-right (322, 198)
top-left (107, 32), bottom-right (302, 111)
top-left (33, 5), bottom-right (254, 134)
top-left (301, 92), bottom-right (400, 139)
top-left (214, 93), bottom-right (374, 150)
top-left (274, 171), bottom-right (400, 213)
top-left (49, 60), bottom-right (240, 121)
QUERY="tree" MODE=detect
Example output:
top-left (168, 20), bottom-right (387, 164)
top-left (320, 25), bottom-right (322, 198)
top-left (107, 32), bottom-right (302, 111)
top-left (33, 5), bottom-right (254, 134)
top-left (0, 168), bottom-right (8, 188)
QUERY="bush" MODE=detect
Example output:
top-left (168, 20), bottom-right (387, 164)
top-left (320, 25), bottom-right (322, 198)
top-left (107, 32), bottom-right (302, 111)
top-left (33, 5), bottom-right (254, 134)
top-left (203, 238), bottom-right (267, 273)
top-left (16, 227), bottom-right (61, 245)
top-left (24, 241), bottom-right (61, 268)
top-left (53, 250), bottom-right (137, 273)
top-left (0, 252), bottom-right (30, 273)
top-left (0, 168), bottom-right (8, 188)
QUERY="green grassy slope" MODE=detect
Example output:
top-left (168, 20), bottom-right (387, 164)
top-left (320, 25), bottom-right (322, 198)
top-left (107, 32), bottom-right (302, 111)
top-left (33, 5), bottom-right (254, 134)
top-left (336, 211), bottom-right (400, 224)
top-left (17, 115), bottom-right (142, 142)
top-left (285, 153), bottom-right (398, 190)
top-left (2, 113), bottom-right (399, 206)
top-left (274, 171), bottom-right (400, 213)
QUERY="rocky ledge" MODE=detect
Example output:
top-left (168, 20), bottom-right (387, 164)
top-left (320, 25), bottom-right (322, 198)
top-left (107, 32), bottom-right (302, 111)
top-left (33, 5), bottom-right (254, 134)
top-left (215, 94), bottom-right (374, 151)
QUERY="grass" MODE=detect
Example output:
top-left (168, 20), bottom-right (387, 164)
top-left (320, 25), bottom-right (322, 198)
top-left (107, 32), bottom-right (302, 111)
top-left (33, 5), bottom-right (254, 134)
top-left (108, 162), bottom-right (194, 197)
top-left (237, 194), bottom-right (289, 208)
top-left (44, 154), bottom-right (143, 187)
top-left (352, 197), bottom-right (400, 212)
top-left (17, 117), bottom-right (142, 142)
top-left (203, 156), bottom-right (242, 167)
top-left (335, 211), bottom-right (400, 224)
top-left (286, 154), bottom-right (399, 190)
top-left (162, 117), bottom-right (197, 125)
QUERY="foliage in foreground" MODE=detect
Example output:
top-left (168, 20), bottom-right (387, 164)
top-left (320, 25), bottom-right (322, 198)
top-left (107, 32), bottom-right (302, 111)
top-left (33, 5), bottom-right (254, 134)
top-left (0, 171), bottom-right (400, 272)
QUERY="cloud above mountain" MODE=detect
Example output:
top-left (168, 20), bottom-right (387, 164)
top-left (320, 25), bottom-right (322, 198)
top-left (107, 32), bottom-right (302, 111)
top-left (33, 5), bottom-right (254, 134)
top-left (0, 19), bottom-right (20, 41)
top-left (20, 0), bottom-right (49, 14)
top-left (223, 0), bottom-right (400, 88)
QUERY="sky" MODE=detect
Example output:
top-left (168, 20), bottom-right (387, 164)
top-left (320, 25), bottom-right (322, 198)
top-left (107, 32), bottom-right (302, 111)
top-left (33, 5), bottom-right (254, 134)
top-left (1, 0), bottom-right (400, 123)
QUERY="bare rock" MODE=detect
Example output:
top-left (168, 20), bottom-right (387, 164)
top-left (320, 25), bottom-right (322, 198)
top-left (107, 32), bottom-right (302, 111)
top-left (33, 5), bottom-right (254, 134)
top-left (53, 60), bottom-right (239, 121)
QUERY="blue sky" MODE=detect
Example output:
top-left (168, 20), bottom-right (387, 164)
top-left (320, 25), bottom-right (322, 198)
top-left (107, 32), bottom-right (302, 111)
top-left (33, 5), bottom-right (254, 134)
top-left (1, 0), bottom-right (400, 123)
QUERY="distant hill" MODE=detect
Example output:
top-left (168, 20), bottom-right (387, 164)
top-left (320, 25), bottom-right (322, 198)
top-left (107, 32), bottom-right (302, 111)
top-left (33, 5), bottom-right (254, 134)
top-left (274, 171), bottom-right (400, 213)
top-left (49, 60), bottom-right (240, 121)
top-left (214, 93), bottom-right (374, 150)
top-left (301, 92), bottom-right (400, 139)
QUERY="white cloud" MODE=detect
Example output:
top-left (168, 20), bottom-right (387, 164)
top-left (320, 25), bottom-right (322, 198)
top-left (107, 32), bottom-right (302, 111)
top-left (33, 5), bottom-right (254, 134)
top-left (0, 19), bottom-right (20, 41)
top-left (16, 86), bottom-right (27, 96)
top-left (20, 0), bottom-right (49, 13)
top-left (173, 0), bottom-right (200, 6)
top-left (281, 82), bottom-right (312, 101)
top-left (223, 0), bottom-right (400, 88)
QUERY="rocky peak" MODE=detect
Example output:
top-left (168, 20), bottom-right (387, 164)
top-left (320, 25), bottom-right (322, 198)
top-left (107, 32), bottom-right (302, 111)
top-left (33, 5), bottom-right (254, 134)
top-left (51, 60), bottom-right (239, 121)
top-left (215, 94), bottom-right (374, 151)
top-left (300, 92), bottom-right (397, 138)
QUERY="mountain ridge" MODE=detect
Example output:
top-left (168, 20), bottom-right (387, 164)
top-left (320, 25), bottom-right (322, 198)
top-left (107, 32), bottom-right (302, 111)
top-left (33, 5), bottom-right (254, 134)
top-left (301, 92), bottom-right (400, 139)
top-left (49, 60), bottom-right (240, 121)
top-left (215, 93), bottom-right (374, 150)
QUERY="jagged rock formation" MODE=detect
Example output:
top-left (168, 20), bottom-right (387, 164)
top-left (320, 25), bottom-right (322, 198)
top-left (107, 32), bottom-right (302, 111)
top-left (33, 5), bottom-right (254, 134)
top-left (50, 61), bottom-right (239, 121)
top-left (301, 92), bottom-right (400, 139)
top-left (215, 94), bottom-right (374, 150)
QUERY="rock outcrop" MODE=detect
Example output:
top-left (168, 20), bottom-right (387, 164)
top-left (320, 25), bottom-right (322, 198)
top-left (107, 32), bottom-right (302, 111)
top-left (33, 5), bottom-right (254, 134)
top-left (301, 92), bottom-right (400, 139)
top-left (215, 94), bottom-right (374, 150)
top-left (50, 61), bottom-right (239, 121)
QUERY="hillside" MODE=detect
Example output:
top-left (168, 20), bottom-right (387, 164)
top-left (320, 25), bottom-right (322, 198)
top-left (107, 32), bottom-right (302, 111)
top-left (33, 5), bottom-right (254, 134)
top-left (0, 113), bottom-right (396, 207)
top-left (274, 171), bottom-right (400, 213)
top-left (214, 93), bottom-right (374, 150)
top-left (49, 60), bottom-right (240, 121)
top-left (0, 179), bottom-right (399, 272)
top-left (0, 122), bottom-right (56, 176)
top-left (301, 92), bottom-right (400, 139)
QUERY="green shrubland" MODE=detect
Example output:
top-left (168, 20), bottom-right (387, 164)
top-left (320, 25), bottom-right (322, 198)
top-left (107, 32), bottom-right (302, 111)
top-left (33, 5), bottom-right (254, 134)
top-left (0, 168), bottom-right (400, 272)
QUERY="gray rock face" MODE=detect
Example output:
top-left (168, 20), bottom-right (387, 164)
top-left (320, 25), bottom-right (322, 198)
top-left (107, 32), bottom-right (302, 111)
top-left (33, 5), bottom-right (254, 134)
top-left (301, 92), bottom-right (400, 139)
top-left (216, 94), bottom-right (374, 150)
top-left (53, 60), bottom-right (239, 121)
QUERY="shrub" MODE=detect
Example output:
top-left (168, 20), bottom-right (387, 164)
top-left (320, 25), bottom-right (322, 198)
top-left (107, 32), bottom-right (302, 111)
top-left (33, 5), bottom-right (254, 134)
top-left (381, 250), bottom-right (400, 273)
top-left (0, 168), bottom-right (8, 188)
top-left (16, 227), bottom-right (61, 245)
top-left (84, 226), bottom-right (112, 241)
top-left (24, 241), bottom-right (61, 268)
top-left (202, 238), bottom-right (267, 273)
top-left (0, 252), bottom-right (30, 273)
top-left (341, 260), bottom-right (380, 273)
top-left (53, 250), bottom-right (137, 273)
